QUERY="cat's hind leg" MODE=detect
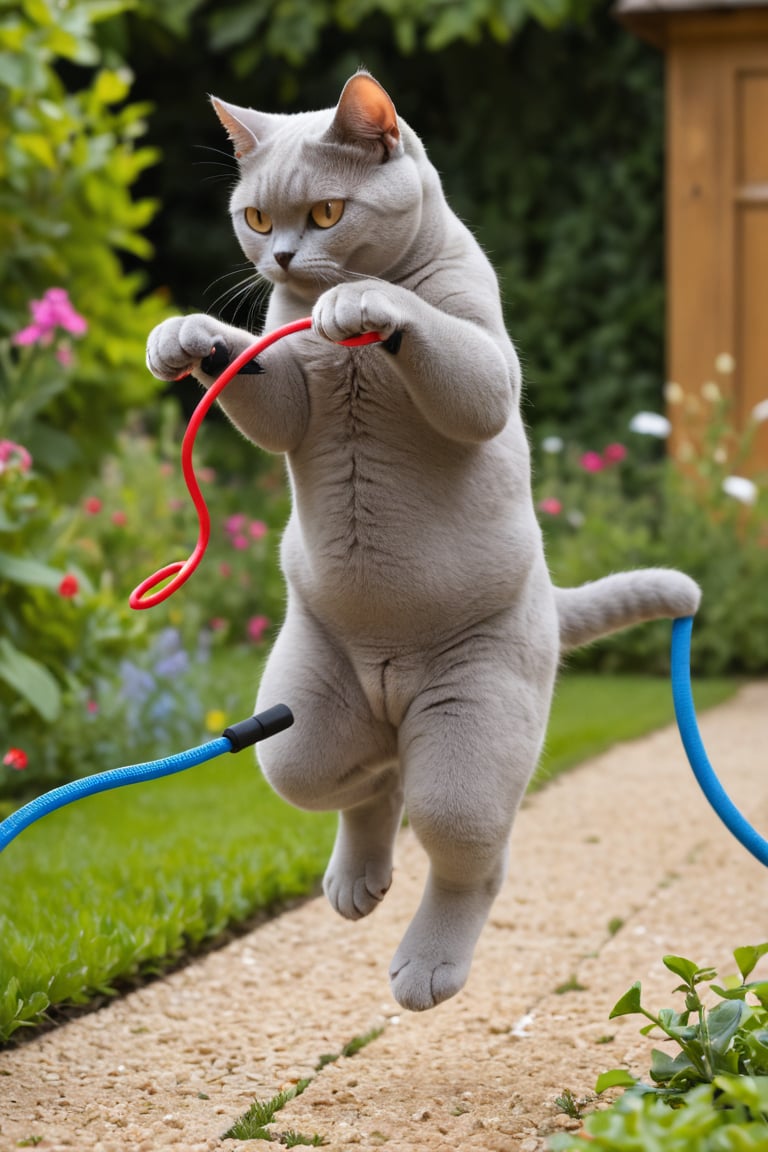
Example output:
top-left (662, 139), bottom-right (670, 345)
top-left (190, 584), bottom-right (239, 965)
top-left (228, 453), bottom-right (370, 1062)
top-left (256, 603), bottom-right (401, 920)
top-left (390, 647), bottom-right (554, 1011)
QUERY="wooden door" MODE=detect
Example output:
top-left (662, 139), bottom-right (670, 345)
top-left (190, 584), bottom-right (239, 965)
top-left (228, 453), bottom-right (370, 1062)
top-left (667, 12), bottom-right (768, 469)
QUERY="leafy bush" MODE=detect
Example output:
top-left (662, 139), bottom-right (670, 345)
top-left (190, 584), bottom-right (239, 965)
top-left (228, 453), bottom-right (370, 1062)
top-left (0, 0), bottom-right (168, 480)
top-left (549, 945), bottom-right (768, 1150)
top-left (536, 361), bottom-right (768, 674)
top-left (1, 355), bottom-right (286, 802)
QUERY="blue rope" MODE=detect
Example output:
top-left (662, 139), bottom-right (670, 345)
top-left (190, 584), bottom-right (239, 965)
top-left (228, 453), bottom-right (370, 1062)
top-left (671, 615), bottom-right (768, 867)
top-left (0, 702), bottom-right (294, 855)
top-left (0, 738), bottom-right (232, 854)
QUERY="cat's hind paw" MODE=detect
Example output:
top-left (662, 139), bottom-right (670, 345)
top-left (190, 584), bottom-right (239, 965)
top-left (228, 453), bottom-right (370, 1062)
top-left (322, 853), bottom-right (393, 921)
top-left (388, 951), bottom-right (469, 1012)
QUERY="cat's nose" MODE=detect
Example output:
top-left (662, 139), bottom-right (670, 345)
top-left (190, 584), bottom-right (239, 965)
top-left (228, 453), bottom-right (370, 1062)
top-left (274, 251), bottom-right (296, 269)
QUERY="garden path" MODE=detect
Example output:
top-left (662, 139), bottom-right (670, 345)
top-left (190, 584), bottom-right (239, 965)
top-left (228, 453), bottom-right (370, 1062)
top-left (1, 682), bottom-right (767, 1152)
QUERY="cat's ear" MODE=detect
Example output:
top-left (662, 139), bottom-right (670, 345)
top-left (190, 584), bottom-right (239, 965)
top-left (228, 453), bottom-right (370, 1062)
top-left (211, 96), bottom-right (281, 161)
top-left (324, 71), bottom-right (402, 160)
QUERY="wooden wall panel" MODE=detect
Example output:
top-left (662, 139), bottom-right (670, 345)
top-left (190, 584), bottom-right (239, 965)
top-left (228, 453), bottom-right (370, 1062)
top-left (665, 17), bottom-right (768, 469)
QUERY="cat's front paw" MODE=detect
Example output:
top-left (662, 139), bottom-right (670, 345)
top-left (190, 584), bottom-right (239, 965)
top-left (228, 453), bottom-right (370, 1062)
top-left (313, 283), bottom-right (406, 345)
top-left (146, 315), bottom-right (232, 382)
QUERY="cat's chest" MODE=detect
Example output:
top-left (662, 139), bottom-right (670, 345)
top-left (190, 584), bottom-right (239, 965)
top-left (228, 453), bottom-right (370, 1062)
top-left (305, 348), bottom-right (409, 454)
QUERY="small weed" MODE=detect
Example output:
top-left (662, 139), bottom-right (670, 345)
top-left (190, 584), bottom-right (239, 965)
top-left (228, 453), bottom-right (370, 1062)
top-left (341, 1026), bottom-right (384, 1058)
top-left (594, 1034), bottom-right (615, 1045)
top-left (554, 975), bottom-right (587, 995)
top-left (554, 1088), bottom-right (587, 1119)
top-left (281, 1131), bottom-right (327, 1147)
top-left (226, 1026), bottom-right (386, 1142)
top-left (224, 1080), bottom-right (311, 1140)
top-left (17, 1139), bottom-right (43, 1148)
top-left (607, 917), bottom-right (624, 937)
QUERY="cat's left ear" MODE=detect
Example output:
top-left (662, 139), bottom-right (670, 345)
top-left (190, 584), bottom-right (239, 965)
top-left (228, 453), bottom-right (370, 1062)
top-left (211, 96), bottom-right (282, 161)
top-left (324, 71), bottom-right (403, 160)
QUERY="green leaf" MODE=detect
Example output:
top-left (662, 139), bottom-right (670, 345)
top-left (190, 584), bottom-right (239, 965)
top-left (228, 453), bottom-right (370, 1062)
top-left (649, 1047), bottom-right (699, 1085)
top-left (707, 998), bottom-right (746, 1054)
top-left (0, 551), bottom-right (62, 589)
top-left (0, 636), bottom-right (61, 721)
top-left (609, 982), bottom-right (643, 1018)
top-left (663, 954), bottom-right (701, 986)
top-left (595, 1069), bottom-right (637, 1093)
top-left (734, 944), bottom-right (768, 982)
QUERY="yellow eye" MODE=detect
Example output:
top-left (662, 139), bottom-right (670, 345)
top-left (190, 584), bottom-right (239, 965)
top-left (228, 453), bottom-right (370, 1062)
top-left (310, 199), bottom-right (345, 229)
top-left (244, 207), bottom-right (272, 234)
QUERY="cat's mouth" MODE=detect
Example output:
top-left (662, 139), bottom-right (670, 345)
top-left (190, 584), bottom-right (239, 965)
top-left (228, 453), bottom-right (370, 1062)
top-left (263, 259), bottom-right (344, 297)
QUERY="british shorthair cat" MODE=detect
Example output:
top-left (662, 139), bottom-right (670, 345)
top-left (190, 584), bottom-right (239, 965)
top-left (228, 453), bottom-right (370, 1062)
top-left (146, 71), bottom-right (700, 1011)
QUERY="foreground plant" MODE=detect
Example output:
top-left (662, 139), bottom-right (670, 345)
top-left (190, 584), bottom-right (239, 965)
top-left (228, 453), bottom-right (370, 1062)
top-left (549, 945), bottom-right (768, 1149)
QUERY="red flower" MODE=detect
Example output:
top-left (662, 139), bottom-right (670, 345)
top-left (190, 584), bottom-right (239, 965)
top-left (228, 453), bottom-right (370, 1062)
top-left (579, 451), bottom-right (604, 473)
top-left (84, 497), bottom-right (102, 515)
top-left (538, 497), bottom-right (563, 516)
top-left (58, 573), bottom-right (79, 598)
top-left (603, 442), bottom-right (627, 465)
top-left (246, 615), bottom-right (270, 643)
top-left (111, 510), bottom-right (127, 527)
top-left (3, 748), bottom-right (28, 771)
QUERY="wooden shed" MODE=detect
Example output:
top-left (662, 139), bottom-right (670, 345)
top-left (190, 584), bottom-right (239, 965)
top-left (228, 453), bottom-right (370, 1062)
top-left (615, 0), bottom-right (768, 468)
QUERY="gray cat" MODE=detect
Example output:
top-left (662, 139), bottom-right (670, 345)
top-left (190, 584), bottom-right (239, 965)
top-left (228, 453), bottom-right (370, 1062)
top-left (146, 71), bottom-right (700, 1012)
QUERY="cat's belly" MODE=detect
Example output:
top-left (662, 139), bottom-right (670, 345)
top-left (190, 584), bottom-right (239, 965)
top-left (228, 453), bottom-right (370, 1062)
top-left (281, 491), bottom-right (541, 646)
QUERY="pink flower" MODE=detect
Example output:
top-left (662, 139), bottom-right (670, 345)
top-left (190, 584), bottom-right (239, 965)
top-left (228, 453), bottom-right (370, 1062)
top-left (111, 510), bottom-right (127, 527)
top-left (538, 497), bottom-right (563, 516)
top-left (198, 467), bottom-right (216, 483)
top-left (579, 451), bottom-right (604, 473)
top-left (225, 514), bottom-right (246, 535)
top-left (3, 748), bottom-right (28, 771)
top-left (12, 288), bottom-right (87, 347)
top-left (86, 699), bottom-right (99, 715)
top-left (249, 520), bottom-right (268, 540)
top-left (58, 573), bottom-right (79, 598)
top-left (246, 615), bottom-right (270, 643)
top-left (232, 534), bottom-right (249, 550)
top-left (84, 497), bottom-right (102, 515)
top-left (209, 617), bottom-right (227, 631)
top-left (56, 344), bottom-right (74, 367)
top-left (0, 440), bottom-right (32, 473)
top-left (603, 442), bottom-right (627, 465)
top-left (219, 562), bottom-right (232, 579)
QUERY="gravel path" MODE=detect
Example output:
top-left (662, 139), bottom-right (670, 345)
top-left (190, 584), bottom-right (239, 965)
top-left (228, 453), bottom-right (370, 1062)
top-left (2, 682), bottom-right (767, 1152)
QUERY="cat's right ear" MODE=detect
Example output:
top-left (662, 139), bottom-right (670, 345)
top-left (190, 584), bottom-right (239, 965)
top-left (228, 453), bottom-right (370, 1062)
top-left (211, 96), bottom-right (276, 161)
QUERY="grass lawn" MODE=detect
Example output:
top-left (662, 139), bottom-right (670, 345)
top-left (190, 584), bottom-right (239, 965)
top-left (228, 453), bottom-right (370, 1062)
top-left (0, 656), bottom-right (738, 1043)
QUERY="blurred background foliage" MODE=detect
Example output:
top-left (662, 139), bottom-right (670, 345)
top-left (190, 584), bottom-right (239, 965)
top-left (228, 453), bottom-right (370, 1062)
top-left (119, 0), bottom-right (664, 444)
top-left (5, 0), bottom-right (763, 802)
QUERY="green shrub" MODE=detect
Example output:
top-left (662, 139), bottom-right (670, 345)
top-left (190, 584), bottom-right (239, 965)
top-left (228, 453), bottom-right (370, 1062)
top-left (1, 358), bottom-right (287, 801)
top-left (537, 362), bottom-right (768, 675)
top-left (0, 0), bottom-right (168, 481)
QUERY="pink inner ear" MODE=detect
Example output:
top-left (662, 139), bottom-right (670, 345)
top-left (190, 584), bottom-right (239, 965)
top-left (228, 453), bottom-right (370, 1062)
top-left (211, 97), bottom-right (259, 159)
top-left (337, 73), bottom-right (400, 147)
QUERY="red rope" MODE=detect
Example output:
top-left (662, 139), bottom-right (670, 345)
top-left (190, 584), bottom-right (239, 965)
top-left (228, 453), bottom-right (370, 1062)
top-left (130, 318), bottom-right (381, 609)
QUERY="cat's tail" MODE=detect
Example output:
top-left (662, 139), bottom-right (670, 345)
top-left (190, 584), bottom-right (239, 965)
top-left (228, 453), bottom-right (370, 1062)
top-left (554, 569), bottom-right (701, 653)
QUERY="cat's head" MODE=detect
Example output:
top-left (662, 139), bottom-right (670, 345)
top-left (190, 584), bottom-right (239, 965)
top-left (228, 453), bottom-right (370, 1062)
top-left (212, 72), bottom-right (437, 302)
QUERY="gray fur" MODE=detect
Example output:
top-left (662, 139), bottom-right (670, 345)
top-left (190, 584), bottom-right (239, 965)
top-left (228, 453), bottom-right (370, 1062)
top-left (146, 72), bottom-right (700, 1012)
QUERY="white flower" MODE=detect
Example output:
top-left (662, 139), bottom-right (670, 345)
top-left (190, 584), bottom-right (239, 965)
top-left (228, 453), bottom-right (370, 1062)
top-left (567, 510), bottom-right (585, 528)
top-left (628, 411), bottom-right (672, 438)
top-left (751, 398), bottom-right (768, 424)
top-left (702, 380), bottom-right (721, 403)
top-left (541, 436), bottom-right (564, 454)
top-left (722, 475), bottom-right (758, 505)
top-left (715, 353), bottom-right (736, 374)
top-left (664, 381), bottom-right (684, 405)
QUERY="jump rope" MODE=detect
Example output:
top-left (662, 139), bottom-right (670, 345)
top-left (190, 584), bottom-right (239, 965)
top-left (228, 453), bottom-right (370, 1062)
top-left (1, 319), bottom-right (765, 871)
